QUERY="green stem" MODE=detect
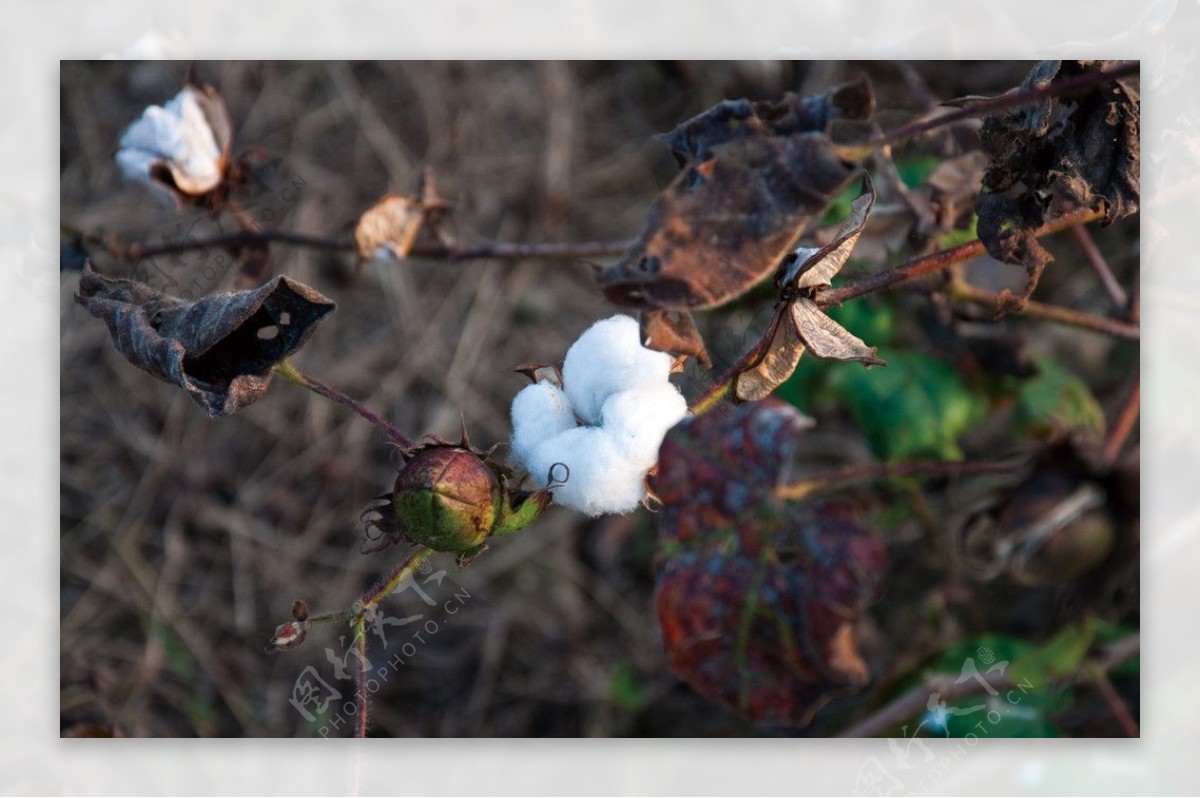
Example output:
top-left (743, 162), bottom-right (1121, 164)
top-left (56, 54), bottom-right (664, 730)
top-left (360, 547), bottom-right (434, 610)
top-left (777, 459), bottom-right (1024, 502)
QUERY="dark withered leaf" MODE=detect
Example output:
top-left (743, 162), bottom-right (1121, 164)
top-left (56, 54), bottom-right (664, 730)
top-left (654, 401), bottom-right (886, 725)
top-left (639, 309), bottom-right (711, 367)
top-left (659, 75), bottom-right (875, 165)
top-left (975, 61), bottom-right (1138, 310)
top-left (601, 134), bottom-right (861, 311)
top-left (75, 264), bottom-right (335, 417)
top-left (600, 78), bottom-right (875, 313)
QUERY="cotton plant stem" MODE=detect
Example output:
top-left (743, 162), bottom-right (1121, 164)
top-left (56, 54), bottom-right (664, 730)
top-left (1071, 225), bottom-right (1128, 311)
top-left (950, 281), bottom-right (1140, 340)
top-left (353, 613), bottom-right (370, 739)
top-left (75, 223), bottom-right (633, 264)
top-left (273, 360), bottom-right (416, 449)
top-left (817, 206), bottom-right (1106, 307)
top-left (860, 61), bottom-right (1138, 154)
top-left (1102, 374), bottom-right (1141, 466)
top-left (776, 460), bottom-right (1024, 502)
top-left (688, 333), bottom-right (771, 414)
top-left (360, 546), bottom-right (435, 610)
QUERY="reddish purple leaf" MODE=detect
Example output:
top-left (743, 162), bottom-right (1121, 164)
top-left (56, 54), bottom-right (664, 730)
top-left (654, 400), bottom-right (887, 725)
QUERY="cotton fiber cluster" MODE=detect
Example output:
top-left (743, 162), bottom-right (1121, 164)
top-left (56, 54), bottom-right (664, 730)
top-left (116, 85), bottom-right (223, 196)
top-left (510, 315), bottom-right (689, 516)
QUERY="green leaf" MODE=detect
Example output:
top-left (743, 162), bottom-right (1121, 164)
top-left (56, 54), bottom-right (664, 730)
top-left (896, 155), bottom-right (943, 188)
top-left (829, 347), bottom-right (988, 461)
top-left (610, 664), bottom-right (646, 712)
top-left (1008, 619), bottom-right (1099, 687)
top-left (1013, 359), bottom-right (1106, 440)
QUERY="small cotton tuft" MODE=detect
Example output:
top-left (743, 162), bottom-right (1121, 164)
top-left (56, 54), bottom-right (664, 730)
top-left (510, 382), bottom-right (577, 468)
top-left (561, 315), bottom-right (673, 425)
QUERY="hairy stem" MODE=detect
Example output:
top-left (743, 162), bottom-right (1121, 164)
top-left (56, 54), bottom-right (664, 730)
top-left (273, 360), bottom-right (416, 449)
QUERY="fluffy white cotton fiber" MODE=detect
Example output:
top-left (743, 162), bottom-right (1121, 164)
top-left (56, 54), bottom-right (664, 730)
top-left (509, 315), bottom-right (689, 516)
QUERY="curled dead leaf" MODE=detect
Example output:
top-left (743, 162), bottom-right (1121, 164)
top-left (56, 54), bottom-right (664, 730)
top-left (75, 264), bottom-right (335, 417)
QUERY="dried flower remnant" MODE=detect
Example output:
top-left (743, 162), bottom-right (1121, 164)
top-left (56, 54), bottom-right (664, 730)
top-left (509, 315), bottom-right (689, 516)
top-left (735, 175), bottom-right (885, 402)
top-left (115, 75), bottom-right (233, 205)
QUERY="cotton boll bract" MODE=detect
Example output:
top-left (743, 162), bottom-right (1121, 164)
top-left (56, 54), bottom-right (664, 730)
top-left (561, 315), bottom-right (674, 425)
top-left (600, 384), bottom-right (689, 470)
top-left (510, 382), bottom-right (578, 469)
top-left (525, 426), bottom-right (646, 517)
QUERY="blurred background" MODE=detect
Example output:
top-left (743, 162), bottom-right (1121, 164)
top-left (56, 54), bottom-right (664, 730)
top-left (59, 60), bottom-right (1138, 737)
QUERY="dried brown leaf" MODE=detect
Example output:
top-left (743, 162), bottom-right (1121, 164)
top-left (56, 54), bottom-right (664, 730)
top-left (355, 194), bottom-right (426, 260)
top-left (639, 309), bottom-right (711, 367)
top-left (75, 264), bottom-right (335, 417)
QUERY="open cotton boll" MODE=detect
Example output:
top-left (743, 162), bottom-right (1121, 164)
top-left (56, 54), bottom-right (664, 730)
top-left (561, 315), bottom-right (674, 425)
top-left (600, 384), bottom-right (689, 469)
top-left (117, 87), bottom-right (223, 194)
top-left (526, 426), bottom-right (646, 516)
top-left (510, 381), bottom-right (578, 468)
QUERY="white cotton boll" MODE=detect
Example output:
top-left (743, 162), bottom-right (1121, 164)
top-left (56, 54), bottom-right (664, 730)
top-left (117, 86), bottom-right (223, 194)
top-left (510, 382), bottom-right (578, 468)
top-left (525, 427), bottom-right (646, 516)
top-left (600, 384), bottom-right (689, 470)
top-left (561, 315), bottom-right (674, 424)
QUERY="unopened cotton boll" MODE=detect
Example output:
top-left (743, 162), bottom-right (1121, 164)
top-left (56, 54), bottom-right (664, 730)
top-left (116, 85), bottom-right (224, 197)
top-left (561, 315), bottom-right (674, 425)
top-left (525, 426), bottom-right (646, 516)
top-left (600, 384), bottom-right (689, 469)
top-left (510, 382), bottom-right (578, 468)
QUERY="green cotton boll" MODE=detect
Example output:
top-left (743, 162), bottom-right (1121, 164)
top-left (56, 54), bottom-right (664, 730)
top-left (392, 446), bottom-right (502, 554)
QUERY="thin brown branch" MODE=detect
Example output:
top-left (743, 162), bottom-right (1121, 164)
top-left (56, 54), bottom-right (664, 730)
top-left (1087, 664), bottom-right (1140, 737)
top-left (865, 61), bottom-right (1138, 152)
top-left (1071, 225), bottom-right (1128, 310)
top-left (840, 632), bottom-right (1140, 738)
top-left (1103, 374), bottom-right (1141, 466)
top-left (952, 282), bottom-right (1140, 341)
top-left (688, 330), bottom-right (773, 414)
top-left (818, 206), bottom-right (1106, 307)
top-left (81, 223), bottom-right (632, 264)
top-left (777, 459), bottom-right (1025, 502)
